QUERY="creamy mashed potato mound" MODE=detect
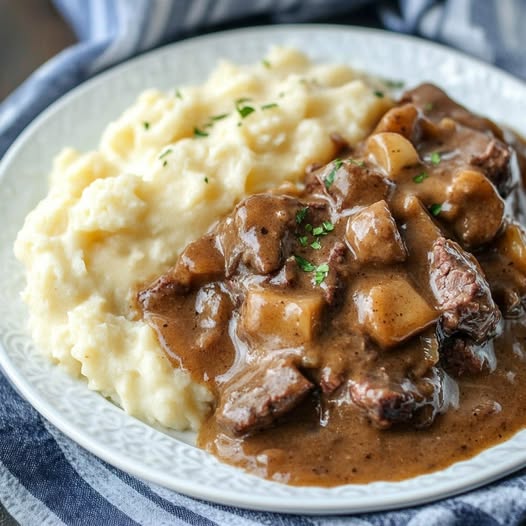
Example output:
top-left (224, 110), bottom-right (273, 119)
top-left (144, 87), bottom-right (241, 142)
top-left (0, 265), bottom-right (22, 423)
top-left (14, 48), bottom-right (392, 430)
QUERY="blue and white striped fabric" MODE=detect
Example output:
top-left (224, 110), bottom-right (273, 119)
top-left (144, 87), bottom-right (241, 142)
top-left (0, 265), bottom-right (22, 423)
top-left (2, 1), bottom-right (526, 525)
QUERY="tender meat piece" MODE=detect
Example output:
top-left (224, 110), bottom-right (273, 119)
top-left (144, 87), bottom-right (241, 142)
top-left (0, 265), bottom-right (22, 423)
top-left (429, 237), bottom-right (501, 341)
top-left (439, 336), bottom-right (496, 376)
top-left (306, 160), bottom-right (391, 212)
top-left (195, 283), bottom-right (233, 349)
top-left (445, 169), bottom-right (504, 248)
top-left (402, 83), bottom-right (504, 139)
top-left (138, 234), bottom-right (224, 309)
top-left (322, 242), bottom-right (347, 305)
top-left (345, 200), bottom-right (407, 264)
top-left (470, 139), bottom-right (512, 195)
top-left (350, 379), bottom-right (415, 428)
top-left (217, 194), bottom-right (300, 276)
top-left (350, 366), bottom-right (456, 429)
top-left (354, 274), bottom-right (437, 349)
top-left (217, 360), bottom-right (313, 435)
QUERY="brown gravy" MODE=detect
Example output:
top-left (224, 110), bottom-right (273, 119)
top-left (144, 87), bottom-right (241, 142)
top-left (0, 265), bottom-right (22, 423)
top-left (138, 83), bottom-right (526, 486)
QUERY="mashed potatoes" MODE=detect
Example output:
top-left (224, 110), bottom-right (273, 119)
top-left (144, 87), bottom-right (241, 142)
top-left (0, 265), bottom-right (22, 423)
top-left (14, 48), bottom-right (391, 430)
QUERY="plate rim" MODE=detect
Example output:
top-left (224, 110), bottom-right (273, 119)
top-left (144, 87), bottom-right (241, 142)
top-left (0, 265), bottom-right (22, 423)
top-left (1, 23), bottom-right (526, 514)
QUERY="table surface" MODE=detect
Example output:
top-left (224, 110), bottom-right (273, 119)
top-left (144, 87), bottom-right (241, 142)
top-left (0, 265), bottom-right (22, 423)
top-left (0, 0), bottom-right (74, 102)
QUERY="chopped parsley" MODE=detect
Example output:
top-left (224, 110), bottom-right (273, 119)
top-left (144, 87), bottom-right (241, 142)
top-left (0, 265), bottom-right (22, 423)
top-left (374, 90), bottom-right (385, 98)
top-left (430, 203), bottom-right (442, 216)
top-left (193, 127), bottom-right (209, 137)
top-left (211, 113), bottom-right (229, 121)
top-left (296, 207), bottom-right (309, 224)
top-left (430, 151), bottom-right (441, 165)
top-left (261, 59), bottom-right (271, 68)
top-left (312, 226), bottom-right (324, 236)
top-left (325, 158), bottom-right (343, 189)
top-left (234, 98), bottom-right (255, 119)
top-left (143, 121), bottom-right (150, 130)
top-left (298, 236), bottom-right (308, 247)
top-left (204, 177), bottom-right (209, 184)
top-left (175, 89), bottom-right (183, 99)
top-left (261, 103), bottom-right (279, 110)
top-left (384, 79), bottom-right (405, 89)
top-left (162, 160), bottom-right (168, 167)
top-left (294, 256), bottom-right (330, 285)
top-left (294, 255), bottom-right (316, 272)
top-left (349, 158), bottom-right (365, 167)
top-left (322, 221), bottom-right (334, 232)
top-left (314, 263), bottom-right (329, 285)
top-left (413, 172), bottom-right (429, 184)
top-left (159, 148), bottom-right (173, 160)
top-left (305, 223), bottom-right (313, 233)
top-left (310, 240), bottom-right (321, 250)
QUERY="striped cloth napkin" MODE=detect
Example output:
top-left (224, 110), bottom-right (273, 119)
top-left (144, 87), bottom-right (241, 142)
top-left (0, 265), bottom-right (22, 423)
top-left (1, 1), bottom-right (526, 525)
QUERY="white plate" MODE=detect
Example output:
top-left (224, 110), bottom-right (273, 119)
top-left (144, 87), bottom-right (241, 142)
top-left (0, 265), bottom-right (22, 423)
top-left (1, 25), bottom-right (526, 515)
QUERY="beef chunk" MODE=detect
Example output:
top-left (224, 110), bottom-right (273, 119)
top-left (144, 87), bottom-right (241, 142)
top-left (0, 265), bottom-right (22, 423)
top-left (306, 160), bottom-right (391, 212)
top-left (429, 237), bottom-right (501, 341)
top-left (217, 194), bottom-right (300, 276)
top-left (439, 336), bottom-right (496, 376)
top-left (349, 378), bottom-right (416, 428)
top-left (345, 200), bottom-right (407, 264)
top-left (217, 360), bottom-right (313, 435)
top-left (138, 234), bottom-right (224, 310)
top-left (470, 139), bottom-right (512, 196)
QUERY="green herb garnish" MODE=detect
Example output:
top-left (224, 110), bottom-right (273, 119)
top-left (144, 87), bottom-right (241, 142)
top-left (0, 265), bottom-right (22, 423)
top-left (430, 203), bottom-right (442, 216)
top-left (159, 148), bottom-right (173, 160)
top-left (204, 177), bottom-right (209, 184)
top-left (374, 90), bottom-right (385, 98)
top-left (312, 226), bottom-right (324, 236)
top-left (298, 236), bottom-right (308, 247)
top-left (314, 263), bottom-right (330, 285)
top-left (430, 152), bottom-right (441, 165)
top-left (310, 240), bottom-right (321, 250)
top-left (162, 160), bottom-right (168, 167)
top-left (294, 255), bottom-right (316, 272)
top-left (296, 207), bottom-right (309, 224)
top-left (384, 80), bottom-right (405, 89)
top-left (234, 98), bottom-right (255, 119)
top-left (413, 172), bottom-right (429, 184)
top-left (261, 103), bottom-right (278, 110)
top-left (349, 158), bottom-right (365, 167)
top-left (305, 224), bottom-right (313, 233)
top-left (322, 221), bottom-right (334, 232)
top-left (261, 59), bottom-right (271, 68)
top-left (175, 89), bottom-right (183, 99)
top-left (193, 127), bottom-right (209, 138)
top-left (143, 121), bottom-right (150, 130)
top-left (211, 113), bottom-right (229, 121)
top-left (325, 158), bottom-right (343, 189)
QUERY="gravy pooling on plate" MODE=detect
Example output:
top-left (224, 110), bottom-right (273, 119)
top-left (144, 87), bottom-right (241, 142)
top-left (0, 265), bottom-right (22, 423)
top-left (139, 84), bottom-right (526, 486)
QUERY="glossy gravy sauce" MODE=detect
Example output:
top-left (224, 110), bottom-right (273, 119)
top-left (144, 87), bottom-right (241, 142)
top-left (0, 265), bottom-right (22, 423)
top-left (139, 84), bottom-right (526, 486)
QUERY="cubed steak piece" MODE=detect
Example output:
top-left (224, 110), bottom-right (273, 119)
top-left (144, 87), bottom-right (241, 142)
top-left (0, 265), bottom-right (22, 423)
top-left (429, 237), bottom-right (501, 341)
top-left (349, 379), bottom-right (416, 428)
top-left (470, 139), bottom-right (512, 196)
top-left (217, 360), bottom-right (313, 435)
top-left (439, 336), bottom-right (496, 376)
top-left (306, 159), bottom-right (391, 212)
top-left (217, 194), bottom-right (300, 276)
